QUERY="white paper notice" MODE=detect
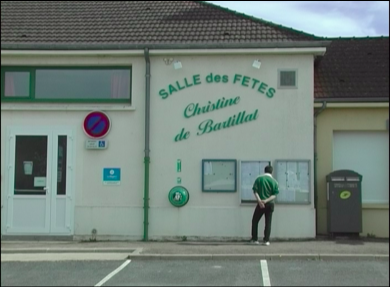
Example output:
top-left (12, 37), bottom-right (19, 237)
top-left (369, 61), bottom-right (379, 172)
top-left (241, 162), bottom-right (261, 201)
top-left (276, 162), bottom-right (287, 189)
top-left (34, 177), bottom-right (47, 187)
top-left (204, 162), bottom-right (213, 175)
top-left (298, 162), bottom-right (310, 193)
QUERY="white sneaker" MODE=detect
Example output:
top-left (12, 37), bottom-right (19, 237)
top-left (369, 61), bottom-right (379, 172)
top-left (263, 241), bottom-right (270, 246)
top-left (250, 240), bottom-right (260, 245)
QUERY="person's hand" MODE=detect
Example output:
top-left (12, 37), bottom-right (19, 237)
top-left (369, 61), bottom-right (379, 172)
top-left (258, 200), bottom-right (265, 208)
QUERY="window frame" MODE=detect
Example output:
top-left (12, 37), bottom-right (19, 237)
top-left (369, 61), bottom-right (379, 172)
top-left (1, 66), bottom-right (132, 103)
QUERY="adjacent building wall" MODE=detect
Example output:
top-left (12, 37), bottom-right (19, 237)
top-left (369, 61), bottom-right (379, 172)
top-left (316, 107), bottom-right (389, 238)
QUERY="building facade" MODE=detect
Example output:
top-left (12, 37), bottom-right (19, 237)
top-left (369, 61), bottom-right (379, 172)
top-left (1, 1), bottom-right (388, 240)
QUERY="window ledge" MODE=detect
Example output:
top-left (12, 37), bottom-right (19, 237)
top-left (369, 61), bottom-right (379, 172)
top-left (1, 103), bottom-right (135, 111)
top-left (362, 204), bottom-right (389, 210)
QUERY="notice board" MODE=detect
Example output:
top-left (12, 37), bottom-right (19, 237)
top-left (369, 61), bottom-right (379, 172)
top-left (275, 160), bottom-right (311, 204)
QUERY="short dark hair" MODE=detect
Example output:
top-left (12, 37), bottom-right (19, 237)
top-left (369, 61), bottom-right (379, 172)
top-left (264, 165), bottom-right (273, 174)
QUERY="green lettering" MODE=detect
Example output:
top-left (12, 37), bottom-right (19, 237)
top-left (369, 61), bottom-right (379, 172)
top-left (175, 128), bottom-right (190, 142)
top-left (206, 101), bottom-right (212, 112)
top-left (224, 98), bottom-right (234, 107)
top-left (193, 74), bottom-right (201, 85)
top-left (222, 75), bottom-right (229, 83)
top-left (176, 81), bottom-right (185, 91)
top-left (234, 96), bottom-right (240, 104)
top-left (223, 117), bottom-right (232, 128)
top-left (214, 75), bottom-right (221, 83)
top-left (233, 74), bottom-right (242, 84)
top-left (184, 78), bottom-right (193, 88)
top-left (196, 105), bottom-right (202, 115)
top-left (239, 111), bottom-right (246, 124)
top-left (258, 82), bottom-right (268, 94)
top-left (168, 84), bottom-right (178, 95)
top-left (230, 115), bottom-right (237, 126)
top-left (242, 76), bottom-right (250, 87)
top-left (266, 88), bottom-right (276, 98)
top-left (206, 73), bottom-right (213, 83)
top-left (215, 99), bottom-right (222, 109)
top-left (159, 89), bottom-right (169, 99)
top-left (245, 110), bottom-right (259, 122)
top-left (197, 119), bottom-right (214, 135)
top-left (213, 123), bottom-right (222, 131)
top-left (184, 103), bottom-right (198, 118)
top-left (252, 109), bottom-right (259, 120)
top-left (251, 78), bottom-right (260, 89)
top-left (219, 97), bottom-right (226, 109)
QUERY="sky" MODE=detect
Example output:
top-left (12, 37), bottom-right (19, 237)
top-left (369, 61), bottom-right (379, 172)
top-left (207, 1), bottom-right (389, 37)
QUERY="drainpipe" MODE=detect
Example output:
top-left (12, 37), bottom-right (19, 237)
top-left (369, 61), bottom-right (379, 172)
top-left (143, 48), bottom-right (151, 241)
top-left (314, 101), bottom-right (327, 234)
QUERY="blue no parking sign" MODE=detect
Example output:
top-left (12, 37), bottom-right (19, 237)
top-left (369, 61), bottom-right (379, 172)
top-left (83, 111), bottom-right (111, 139)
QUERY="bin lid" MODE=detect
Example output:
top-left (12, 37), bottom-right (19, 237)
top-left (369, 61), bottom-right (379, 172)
top-left (326, 169), bottom-right (363, 182)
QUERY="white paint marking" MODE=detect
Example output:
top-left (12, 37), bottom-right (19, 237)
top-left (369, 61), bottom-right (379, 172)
top-left (260, 259), bottom-right (271, 286)
top-left (95, 259), bottom-right (131, 287)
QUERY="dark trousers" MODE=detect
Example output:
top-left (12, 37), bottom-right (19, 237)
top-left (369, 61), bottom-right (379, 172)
top-left (251, 202), bottom-right (275, 242)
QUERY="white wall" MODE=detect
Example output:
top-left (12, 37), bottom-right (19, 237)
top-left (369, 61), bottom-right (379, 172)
top-left (1, 52), bottom-right (316, 240)
top-left (1, 55), bottom-right (146, 239)
top-left (149, 54), bottom-right (316, 239)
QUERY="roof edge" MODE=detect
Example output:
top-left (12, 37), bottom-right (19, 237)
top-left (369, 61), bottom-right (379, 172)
top-left (198, 1), bottom-right (323, 40)
top-left (321, 36), bottom-right (389, 40)
top-left (1, 41), bottom-right (331, 51)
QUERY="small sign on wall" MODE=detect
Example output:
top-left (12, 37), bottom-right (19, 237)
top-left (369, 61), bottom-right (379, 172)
top-left (103, 168), bottom-right (121, 186)
top-left (34, 177), bottom-right (46, 187)
top-left (85, 139), bottom-right (108, 150)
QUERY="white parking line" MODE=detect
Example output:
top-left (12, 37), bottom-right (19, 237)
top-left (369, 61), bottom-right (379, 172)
top-left (95, 259), bottom-right (131, 286)
top-left (260, 259), bottom-right (271, 286)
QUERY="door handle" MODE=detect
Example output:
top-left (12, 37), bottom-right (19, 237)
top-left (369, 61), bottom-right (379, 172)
top-left (44, 187), bottom-right (50, 194)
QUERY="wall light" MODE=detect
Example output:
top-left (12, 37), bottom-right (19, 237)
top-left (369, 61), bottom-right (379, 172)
top-left (252, 59), bottom-right (261, 69)
top-left (173, 60), bottom-right (183, 70)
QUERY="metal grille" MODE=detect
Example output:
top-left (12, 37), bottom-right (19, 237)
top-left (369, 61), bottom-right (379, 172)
top-left (280, 71), bottom-right (296, 87)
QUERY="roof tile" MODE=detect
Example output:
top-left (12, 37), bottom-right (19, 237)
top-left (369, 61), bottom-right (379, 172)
top-left (314, 37), bottom-right (389, 100)
top-left (1, 1), bottom-right (318, 44)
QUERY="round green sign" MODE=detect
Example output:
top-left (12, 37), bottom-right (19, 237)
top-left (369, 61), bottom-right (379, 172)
top-left (340, 190), bottom-right (351, 200)
top-left (168, 186), bottom-right (190, 207)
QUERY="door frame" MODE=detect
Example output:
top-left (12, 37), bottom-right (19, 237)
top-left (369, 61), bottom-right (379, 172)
top-left (3, 126), bottom-right (75, 236)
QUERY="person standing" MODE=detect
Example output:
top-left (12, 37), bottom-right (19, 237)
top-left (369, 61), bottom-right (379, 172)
top-left (250, 165), bottom-right (279, 245)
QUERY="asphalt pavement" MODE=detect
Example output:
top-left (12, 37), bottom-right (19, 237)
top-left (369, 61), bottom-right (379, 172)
top-left (1, 239), bottom-right (389, 286)
top-left (1, 259), bottom-right (389, 286)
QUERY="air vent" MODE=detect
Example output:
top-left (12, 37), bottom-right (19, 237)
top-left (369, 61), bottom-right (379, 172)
top-left (279, 70), bottom-right (297, 88)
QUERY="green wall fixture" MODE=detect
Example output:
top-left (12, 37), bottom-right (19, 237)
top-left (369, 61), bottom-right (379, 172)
top-left (168, 186), bottom-right (190, 207)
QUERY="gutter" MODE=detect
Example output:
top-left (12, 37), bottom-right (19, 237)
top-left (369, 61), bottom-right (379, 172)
top-left (314, 102), bottom-right (389, 108)
top-left (143, 48), bottom-right (151, 241)
top-left (314, 97), bottom-right (389, 103)
top-left (313, 101), bottom-right (327, 234)
top-left (1, 41), bottom-right (331, 51)
top-left (1, 47), bottom-right (326, 57)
